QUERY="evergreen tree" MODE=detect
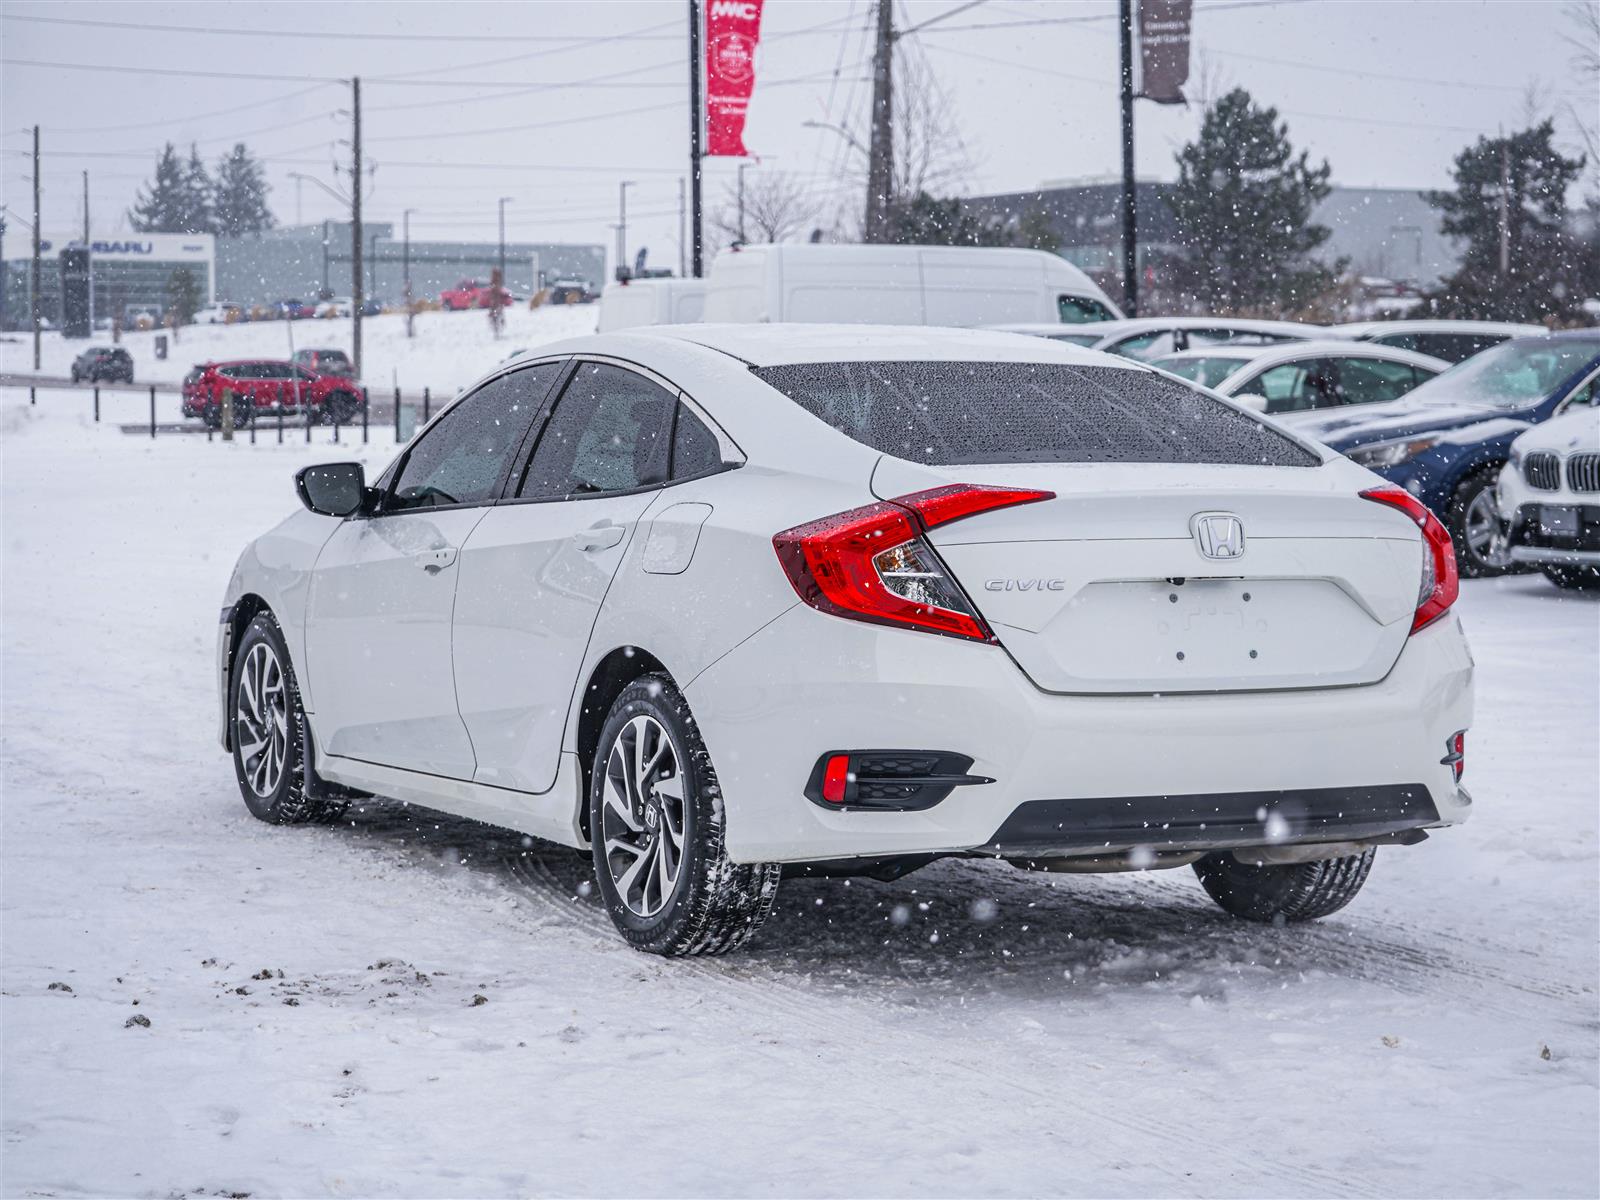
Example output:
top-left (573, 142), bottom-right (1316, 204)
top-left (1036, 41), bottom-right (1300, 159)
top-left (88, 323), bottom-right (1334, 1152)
top-left (167, 267), bottom-right (201, 326)
top-left (885, 192), bottom-right (1015, 247)
top-left (212, 143), bottom-right (275, 238)
top-left (1424, 121), bottom-right (1591, 323)
top-left (128, 143), bottom-right (190, 233)
top-left (1167, 88), bottom-right (1338, 314)
top-left (182, 144), bottom-right (214, 235)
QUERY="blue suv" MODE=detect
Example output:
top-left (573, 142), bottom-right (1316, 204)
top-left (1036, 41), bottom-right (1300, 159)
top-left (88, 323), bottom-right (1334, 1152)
top-left (1287, 332), bottom-right (1600, 576)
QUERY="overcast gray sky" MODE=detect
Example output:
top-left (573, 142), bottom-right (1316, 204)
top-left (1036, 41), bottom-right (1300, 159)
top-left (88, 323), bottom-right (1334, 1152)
top-left (2, 0), bottom-right (1593, 265)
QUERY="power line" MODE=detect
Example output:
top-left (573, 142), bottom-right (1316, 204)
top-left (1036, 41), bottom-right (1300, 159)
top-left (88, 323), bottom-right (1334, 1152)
top-left (0, 12), bottom-right (684, 43)
top-left (1206, 46), bottom-right (1529, 94)
top-left (45, 84), bottom-right (336, 136)
top-left (912, 0), bottom-right (1318, 32)
top-left (2, 58), bottom-right (345, 84)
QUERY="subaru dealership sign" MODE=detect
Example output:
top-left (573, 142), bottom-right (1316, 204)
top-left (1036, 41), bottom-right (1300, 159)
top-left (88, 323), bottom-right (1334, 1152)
top-left (38, 232), bottom-right (213, 263)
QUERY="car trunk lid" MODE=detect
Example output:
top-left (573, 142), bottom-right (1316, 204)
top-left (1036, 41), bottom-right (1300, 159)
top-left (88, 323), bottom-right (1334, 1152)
top-left (872, 457), bottom-right (1422, 695)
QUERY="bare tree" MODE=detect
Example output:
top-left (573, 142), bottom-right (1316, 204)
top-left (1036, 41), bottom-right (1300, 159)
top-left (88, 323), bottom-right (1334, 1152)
top-left (709, 171), bottom-right (819, 247)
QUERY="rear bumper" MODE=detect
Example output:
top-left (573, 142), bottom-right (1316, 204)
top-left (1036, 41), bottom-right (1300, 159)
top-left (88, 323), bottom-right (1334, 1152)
top-left (687, 605), bottom-right (1474, 864)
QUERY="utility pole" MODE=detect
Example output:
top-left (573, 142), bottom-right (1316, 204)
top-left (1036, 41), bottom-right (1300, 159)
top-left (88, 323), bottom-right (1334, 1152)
top-left (864, 0), bottom-right (894, 242)
top-left (498, 196), bottom-right (512, 291)
top-left (677, 177), bottom-right (687, 277)
top-left (1117, 0), bottom-right (1139, 317)
top-left (351, 76), bottom-right (364, 380)
top-left (617, 180), bottom-right (634, 278)
top-left (1498, 139), bottom-right (1511, 278)
top-left (403, 208), bottom-right (415, 339)
top-left (496, 196), bottom-right (513, 337)
top-left (32, 125), bottom-right (41, 371)
top-left (82, 170), bottom-right (90, 243)
top-left (0, 216), bottom-right (7, 333)
top-left (688, 0), bottom-right (704, 277)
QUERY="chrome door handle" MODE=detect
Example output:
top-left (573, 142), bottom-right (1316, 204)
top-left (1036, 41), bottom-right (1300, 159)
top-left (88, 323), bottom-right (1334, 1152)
top-left (419, 545), bottom-right (458, 572)
top-left (572, 522), bottom-right (625, 551)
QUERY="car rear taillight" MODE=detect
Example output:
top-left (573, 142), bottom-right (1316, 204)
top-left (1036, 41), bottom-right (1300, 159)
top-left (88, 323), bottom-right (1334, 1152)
top-left (1441, 730), bottom-right (1466, 783)
top-left (1360, 486), bottom-right (1459, 634)
top-left (773, 484), bottom-right (1054, 642)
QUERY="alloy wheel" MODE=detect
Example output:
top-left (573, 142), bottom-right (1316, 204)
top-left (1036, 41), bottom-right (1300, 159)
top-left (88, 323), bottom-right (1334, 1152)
top-left (1463, 487), bottom-right (1503, 568)
top-left (235, 641), bottom-right (289, 798)
top-left (600, 714), bottom-right (686, 918)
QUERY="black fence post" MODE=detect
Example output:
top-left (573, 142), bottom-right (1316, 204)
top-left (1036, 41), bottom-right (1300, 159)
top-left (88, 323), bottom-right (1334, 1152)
top-left (361, 387), bottom-right (369, 444)
top-left (333, 407), bottom-right (340, 444)
top-left (423, 387), bottom-right (431, 423)
top-left (250, 414), bottom-right (257, 445)
top-left (277, 408), bottom-right (284, 445)
top-left (30, 386), bottom-right (36, 405)
top-left (207, 420), bottom-right (214, 443)
top-left (149, 385), bottom-right (156, 439)
top-left (304, 390), bottom-right (312, 444)
top-left (93, 386), bottom-right (100, 422)
top-left (394, 387), bottom-right (401, 442)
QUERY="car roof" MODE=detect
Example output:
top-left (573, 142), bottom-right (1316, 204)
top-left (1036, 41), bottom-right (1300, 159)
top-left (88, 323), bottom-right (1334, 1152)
top-left (983, 322), bottom-right (1105, 336)
top-left (1155, 339), bottom-right (1450, 373)
top-left (1085, 315), bottom-right (1330, 341)
top-left (564, 322), bottom-right (1151, 369)
top-left (1335, 319), bottom-right (1547, 337)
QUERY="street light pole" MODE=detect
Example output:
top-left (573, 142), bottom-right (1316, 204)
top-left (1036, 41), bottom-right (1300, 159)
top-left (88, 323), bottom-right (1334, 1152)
top-left (403, 208), bottom-right (415, 339)
top-left (617, 181), bottom-right (635, 279)
top-left (737, 161), bottom-right (750, 244)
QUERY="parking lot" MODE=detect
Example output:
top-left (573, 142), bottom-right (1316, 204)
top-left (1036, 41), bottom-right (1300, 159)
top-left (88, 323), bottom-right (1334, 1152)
top-left (2, 390), bottom-right (1595, 1197)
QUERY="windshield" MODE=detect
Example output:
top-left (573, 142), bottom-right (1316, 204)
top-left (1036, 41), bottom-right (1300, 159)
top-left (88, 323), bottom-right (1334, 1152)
top-left (1152, 355), bottom-right (1249, 389)
top-left (752, 361), bottom-right (1317, 467)
top-left (1419, 337), bottom-right (1600, 408)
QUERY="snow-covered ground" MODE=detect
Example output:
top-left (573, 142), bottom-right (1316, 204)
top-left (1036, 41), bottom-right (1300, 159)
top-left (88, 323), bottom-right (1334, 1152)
top-left (2, 390), bottom-right (1597, 1198)
top-left (0, 303), bottom-right (600, 395)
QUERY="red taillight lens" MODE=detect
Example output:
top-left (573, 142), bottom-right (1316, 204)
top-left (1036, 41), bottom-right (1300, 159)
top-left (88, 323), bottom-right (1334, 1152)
top-left (1360, 486), bottom-right (1460, 634)
top-left (1442, 730), bottom-right (1466, 783)
top-left (821, 754), bottom-right (851, 803)
top-left (773, 485), bottom-right (1054, 642)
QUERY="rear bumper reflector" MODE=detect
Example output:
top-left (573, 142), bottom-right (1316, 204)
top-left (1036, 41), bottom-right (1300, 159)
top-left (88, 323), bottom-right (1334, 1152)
top-left (804, 750), bottom-right (994, 812)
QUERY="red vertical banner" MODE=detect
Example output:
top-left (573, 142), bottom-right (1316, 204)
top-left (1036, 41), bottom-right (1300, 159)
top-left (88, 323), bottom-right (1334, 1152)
top-left (704, 0), bottom-right (765, 157)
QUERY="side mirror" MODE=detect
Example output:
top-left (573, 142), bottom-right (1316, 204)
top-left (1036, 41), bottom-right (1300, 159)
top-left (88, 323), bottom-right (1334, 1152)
top-left (295, 462), bottom-right (370, 518)
top-left (1233, 393), bottom-right (1270, 413)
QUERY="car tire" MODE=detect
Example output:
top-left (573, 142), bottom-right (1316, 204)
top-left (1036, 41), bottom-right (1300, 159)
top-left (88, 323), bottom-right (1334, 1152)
top-left (1446, 467), bottom-right (1512, 578)
top-left (589, 674), bottom-right (780, 956)
top-left (1540, 564), bottom-right (1600, 590)
top-left (230, 613), bottom-right (346, 825)
top-left (1193, 848), bottom-right (1376, 923)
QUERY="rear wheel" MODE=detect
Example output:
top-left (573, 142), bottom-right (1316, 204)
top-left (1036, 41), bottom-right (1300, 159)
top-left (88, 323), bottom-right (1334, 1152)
top-left (1446, 467), bottom-right (1510, 577)
top-left (323, 391), bottom-right (361, 425)
top-left (589, 675), bottom-right (780, 956)
top-left (1193, 848), bottom-right (1376, 923)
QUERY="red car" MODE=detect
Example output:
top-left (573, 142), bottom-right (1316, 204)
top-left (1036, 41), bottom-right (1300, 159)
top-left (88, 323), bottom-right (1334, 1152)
top-left (182, 359), bottom-right (366, 427)
top-left (439, 279), bottom-right (512, 310)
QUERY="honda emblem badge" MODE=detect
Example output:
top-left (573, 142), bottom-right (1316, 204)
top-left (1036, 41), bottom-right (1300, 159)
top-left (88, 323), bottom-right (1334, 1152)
top-left (1191, 512), bottom-right (1246, 560)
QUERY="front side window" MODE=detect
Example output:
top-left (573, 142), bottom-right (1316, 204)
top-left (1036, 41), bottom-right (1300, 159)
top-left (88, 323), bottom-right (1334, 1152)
top-left (1332, 357), bottom-right (1427, 405)
top-left (518, 363), bottom-right (675, 500)
top-left (388, 364), bottom-right (557, 511)
top-left (1108, 331), bottom-right (1175, 361)
top-left (1248, 363), bottom-right (1316, 411)
top-left (1058, 295), bottom-right (1117, 324)
top-left (753, 360), bottom-right (1317, 467)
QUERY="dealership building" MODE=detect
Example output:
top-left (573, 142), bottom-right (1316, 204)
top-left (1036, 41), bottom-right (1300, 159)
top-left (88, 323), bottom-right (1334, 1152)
top-left (213, 221), bottom-right (605, 308)
top-left (1, 222), bottom-right (604, 332)
top-left (0, 232), bottom-right (215, 331)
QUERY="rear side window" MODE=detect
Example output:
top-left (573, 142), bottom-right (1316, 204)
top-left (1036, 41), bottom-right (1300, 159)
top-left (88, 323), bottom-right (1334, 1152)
top-left (753, 361), bottom-right (1318, 468)
top-left (1058, 295), bottom-right (1117, 324)
top-left (518, 363), bottom-right (674, 500)
top-left (671, 404), bottom-right (723, 479)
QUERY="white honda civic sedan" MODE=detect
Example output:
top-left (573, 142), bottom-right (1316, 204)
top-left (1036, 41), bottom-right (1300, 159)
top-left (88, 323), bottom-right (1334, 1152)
top-left (218, 325), bottom-right (1475, 955)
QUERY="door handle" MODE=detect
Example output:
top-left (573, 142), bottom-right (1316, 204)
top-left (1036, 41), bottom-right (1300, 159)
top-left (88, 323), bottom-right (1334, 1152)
top-left (419, 544), bottom-right (458, 572)
top-left (572, 521), bottom-right (625, 552)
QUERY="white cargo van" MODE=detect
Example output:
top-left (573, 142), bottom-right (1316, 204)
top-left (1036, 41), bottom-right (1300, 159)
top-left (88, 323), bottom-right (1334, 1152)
top-left (596, 277), bottom-right (707, 332)
top-left (700, 243), bottom-right (1123, 327)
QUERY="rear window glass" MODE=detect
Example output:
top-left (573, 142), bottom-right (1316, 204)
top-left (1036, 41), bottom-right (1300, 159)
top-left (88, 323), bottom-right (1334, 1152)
top-left (752, 361), bottom-right (1318, 468)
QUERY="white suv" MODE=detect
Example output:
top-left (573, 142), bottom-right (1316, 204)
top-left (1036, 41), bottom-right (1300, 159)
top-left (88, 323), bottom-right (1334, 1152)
top-left (218, 325), bottom-right (1475, 955)
top-left (1495, 406), bottom-right (1600, 588)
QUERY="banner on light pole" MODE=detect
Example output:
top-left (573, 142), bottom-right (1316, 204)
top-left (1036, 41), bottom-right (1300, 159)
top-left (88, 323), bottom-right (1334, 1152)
top-left (704, 0), bottom-right (765, 157)
top-left (1134, 0), bottom-right (1192, 105)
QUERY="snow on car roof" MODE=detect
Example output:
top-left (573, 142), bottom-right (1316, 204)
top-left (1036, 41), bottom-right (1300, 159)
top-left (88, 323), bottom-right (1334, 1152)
top-left (1156, 338), bottom-right (1445, 364)
top-left (527, 324), bottom-right (1144, 368)
top-left (601, 323), bottom-right (1145, 368)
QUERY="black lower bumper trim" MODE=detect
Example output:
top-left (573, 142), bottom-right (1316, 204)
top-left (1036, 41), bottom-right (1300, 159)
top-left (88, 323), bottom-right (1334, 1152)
top-left (980, 784), bottom-right (1440, 856)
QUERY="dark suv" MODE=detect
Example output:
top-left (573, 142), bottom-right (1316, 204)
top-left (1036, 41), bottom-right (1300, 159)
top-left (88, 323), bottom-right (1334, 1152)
top-left (70, 346), bottom-right (134, 384)
top-left (182, 359), bottom-right (365, 427)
